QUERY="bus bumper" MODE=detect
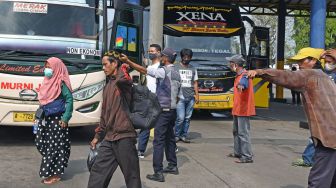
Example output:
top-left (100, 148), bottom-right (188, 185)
top-left (194, 93), bottom-right (234, 110)
top-left (0, 92), bottom-right (102, 127)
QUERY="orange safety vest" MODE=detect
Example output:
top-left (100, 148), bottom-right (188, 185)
top-left (232, 70), bottom-right (256, 116)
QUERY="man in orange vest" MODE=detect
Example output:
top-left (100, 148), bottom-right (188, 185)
top-left (226, 54), bottom-right (255, 163)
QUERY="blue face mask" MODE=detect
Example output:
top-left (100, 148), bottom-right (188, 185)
top-left (44, 68), bottom-right (53, 78)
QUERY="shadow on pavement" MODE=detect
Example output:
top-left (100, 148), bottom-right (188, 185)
top-left (280, 185), bottom-right (305, 188)
top-left (0, 125), bottom-right (97, 146)
top-left (61, 159), bottom-right (88, 181)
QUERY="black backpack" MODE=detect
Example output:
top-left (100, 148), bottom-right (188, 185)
top-left (124, 84), bottom-right (162, 130)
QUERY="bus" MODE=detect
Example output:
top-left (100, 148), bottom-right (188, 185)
top-left (163, 0), bottom-right (270, 111)
top-left (0, 0), bottom-right (143, 127)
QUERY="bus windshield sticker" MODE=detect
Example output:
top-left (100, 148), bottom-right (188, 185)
top-left (66, 47), bottom-right (100, 56)
top-left (13, 2), bottom-right (48, 14)
top-left (164, 4), bottom-right (243, 37)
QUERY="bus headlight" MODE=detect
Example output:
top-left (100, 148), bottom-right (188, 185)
top-left (73, 81), bottom-right (105, 101)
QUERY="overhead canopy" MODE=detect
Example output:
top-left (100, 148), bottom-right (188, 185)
top-left (143, 0), bottom-right (336, 17)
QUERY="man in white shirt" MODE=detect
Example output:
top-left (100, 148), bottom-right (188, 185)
top-left (137, 44), bottom-right (161, 159)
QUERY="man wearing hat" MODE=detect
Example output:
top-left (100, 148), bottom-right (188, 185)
top-left (120, 48), bottom-right (181, 182)
top-left (226, 54), bottom-right (255, 163)
top-left (247, 47), bottom-right (336, 188)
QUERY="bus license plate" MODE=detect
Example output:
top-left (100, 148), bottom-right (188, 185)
top-left (13, 112), bottom-right (35, 122)
top-left (198, 102), bottom-right (217, 107)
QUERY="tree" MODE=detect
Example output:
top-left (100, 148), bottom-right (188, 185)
top-left (293, 12), bottom-right (336, 52)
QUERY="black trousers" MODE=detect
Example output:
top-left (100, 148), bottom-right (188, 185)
top-left (308, 142), bottom-right (336, 188)
top-left (153, 110), bottom-right (177, 173)
top-left (291, 90), bottom-right (301, 105)
top-left (87, 138), bottom-right (141, 188)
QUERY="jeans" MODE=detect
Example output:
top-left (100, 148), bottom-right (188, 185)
top-left (153, 110), bottom-right (177, 173)
top-left (137, 129), bottom-right (150, 153)
top-left (302, 138), bottom-right (315, 166)
top-left (175, 98), bottom-right (195, 138)
top-left (233, 116), bottom-right (253, 160)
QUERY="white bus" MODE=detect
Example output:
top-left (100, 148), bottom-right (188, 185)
top-left (0, 0), bottom-right (143, 126)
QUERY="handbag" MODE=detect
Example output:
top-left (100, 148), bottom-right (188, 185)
top-left (42, 99), bottom-right (66, 116)
top-left (35, 107), bottom-right (45, 120)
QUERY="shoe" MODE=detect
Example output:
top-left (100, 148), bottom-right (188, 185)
top-left (175, 136), bottom-right (180, 142)
top-left (292, 159), bottom-right (311, 167)
top-left (175, 147), bottom-right (179, 153)
top-left (162, 166), bottom-right (179, 175)
top-left (138, 151), bottom-right (144, 159)
top-left (180, 137), bottom-right (191, 143)
top-left (146, 172), bottom-right (165, 182)
top-left (235, 158), bottom-right (253, 163)
top-left (227, 153), bottom-right (241, 158)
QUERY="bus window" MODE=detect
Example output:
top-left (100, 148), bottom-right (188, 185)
top-left (127, 27), bottom-right (137, 52)
top-left (116, 25), bottom-right (127, 50)
top-left (115, 25), bottom-right (138, 52)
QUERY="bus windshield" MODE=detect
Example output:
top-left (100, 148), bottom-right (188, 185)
top-left (0, 1), bottom-right (102, 60)
top-left (165, 35), bottom-right (232, 62)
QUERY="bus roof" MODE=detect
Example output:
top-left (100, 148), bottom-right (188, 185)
top-left (5, 0), bottom-right (90, 7)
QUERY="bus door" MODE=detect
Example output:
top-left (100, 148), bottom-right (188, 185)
top-left (106, 0), bottom-right (143, 83)
top-left (247, 26), bottom-right (270, 108)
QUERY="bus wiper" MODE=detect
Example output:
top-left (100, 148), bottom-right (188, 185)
top-left (0, 50), bottom-right (60, 57)
top-left (198, 63), bottom-right (229, 67)
top-left (61, 58), bottom-right (101, 69)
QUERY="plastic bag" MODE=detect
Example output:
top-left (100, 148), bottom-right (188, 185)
top-left (87, 142), bottom-right (101, 171)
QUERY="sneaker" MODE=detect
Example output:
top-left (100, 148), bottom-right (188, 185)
top-left (292, 158), bottom-right (311, 167)
top-left (146, 172), bottom-right (165, 182)
top-left (180, 137), bottom-right (191, 143)
top-left (175, 147), bottom-right (179, 153)
top-left (175, 136), bottom-right (180, 142)
top-left (138, 152), bottom-right (144, 159)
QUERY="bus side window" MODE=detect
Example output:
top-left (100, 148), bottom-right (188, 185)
top-left (115, 25), bottom-right (138, 52)
top-left (116, 25), bottom-right (127, 50)
top-left (127, 27), bottom-right (137, 52)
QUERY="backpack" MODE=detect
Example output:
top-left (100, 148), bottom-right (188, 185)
top-left (124, 84), bottom-right (162, 130)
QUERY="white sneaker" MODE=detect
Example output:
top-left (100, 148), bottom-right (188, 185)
top-left (138, 152), bottom-right (145, 159)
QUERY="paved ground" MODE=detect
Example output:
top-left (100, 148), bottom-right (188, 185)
top-left (0, 102), bottom-right (311, 188)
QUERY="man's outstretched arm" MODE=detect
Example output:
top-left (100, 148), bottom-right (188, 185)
top-left (247, 69), bottom-right (309, 91)
top-left (120, 54), bottom-right (147, 74)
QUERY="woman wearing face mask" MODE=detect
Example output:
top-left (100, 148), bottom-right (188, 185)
top-left (35, 57), bottom-right (73, 185)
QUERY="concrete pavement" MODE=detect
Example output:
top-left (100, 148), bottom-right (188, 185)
top-left (0, 102), bottom-right (311, 188)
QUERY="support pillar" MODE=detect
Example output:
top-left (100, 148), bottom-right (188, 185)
top-left (310, 0), bottom-right (326, 48)
top-left (148, 0), bottom-right (164, 48)
top-left (275, 0), bottom-right (286, 102)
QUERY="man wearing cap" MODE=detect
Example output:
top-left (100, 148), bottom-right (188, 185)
top-left (247, 47), bottom-right (336, 188)
top-left (120, 48), bottom-right (181, 182)
top-left (227, 54), bottom-right (255, 163)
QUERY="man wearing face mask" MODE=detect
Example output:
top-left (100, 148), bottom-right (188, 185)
top-left (226, 54), bottom-right (255, 164)
top-left (137, 44), bottom-right (161, 159)
top-left (293, 49), bottom-right (336, 168)
top-left (174, 48), bottom-right (199, 144)
top-left (120, 48), bottom-right (181, 182)
top-left (323, 49), bottom-right (336, 83)
top-left (247, 47), bottom-right (336, 188)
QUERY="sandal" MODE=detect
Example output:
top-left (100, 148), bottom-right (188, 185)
top-left (42, 176), bottom-right (61, 185)
top-left (235, 158), bottom-right (253, 163)
top-left (227, 153), bottom-right (240, 158)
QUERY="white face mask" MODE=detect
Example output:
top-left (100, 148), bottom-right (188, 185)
top-left (325, 63), bottom-right (336, 71)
